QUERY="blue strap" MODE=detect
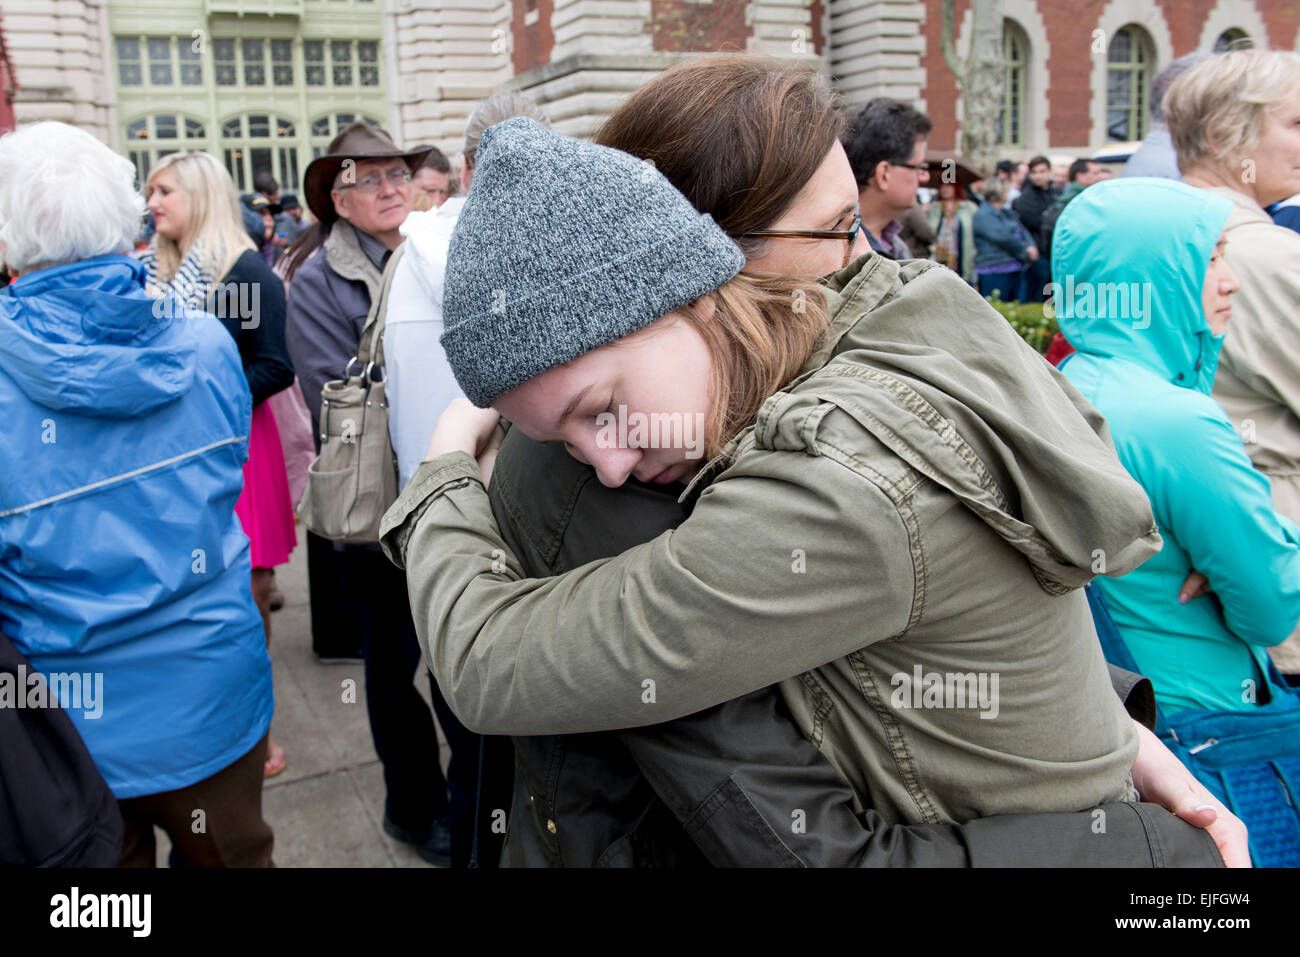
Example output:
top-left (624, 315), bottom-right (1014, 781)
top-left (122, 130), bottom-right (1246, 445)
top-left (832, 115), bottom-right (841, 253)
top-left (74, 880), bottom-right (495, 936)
top-left (1085, 584), bottom-right (1170, 736)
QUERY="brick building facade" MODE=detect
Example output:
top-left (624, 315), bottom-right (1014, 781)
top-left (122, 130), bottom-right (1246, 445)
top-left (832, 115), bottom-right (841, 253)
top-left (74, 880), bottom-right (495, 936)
top-left (1, 0), bottom-right (1295, 167)
top-left (392, 0), bottom-right (1295, 160)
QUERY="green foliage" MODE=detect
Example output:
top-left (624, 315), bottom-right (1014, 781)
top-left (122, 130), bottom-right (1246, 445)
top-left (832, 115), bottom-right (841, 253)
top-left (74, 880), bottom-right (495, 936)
top-left (984, 292), bottom-right (1059, 355)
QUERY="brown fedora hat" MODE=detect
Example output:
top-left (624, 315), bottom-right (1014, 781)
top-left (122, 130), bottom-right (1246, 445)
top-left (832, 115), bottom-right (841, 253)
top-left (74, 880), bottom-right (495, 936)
top-left (302, 121), bottom-right (434, 224)
top-left (925, 152), bottom-right (987, 192)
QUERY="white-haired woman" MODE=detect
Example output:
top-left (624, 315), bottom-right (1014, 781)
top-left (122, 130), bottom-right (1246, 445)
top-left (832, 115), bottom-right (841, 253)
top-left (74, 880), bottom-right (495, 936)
top-left (142, 152), bottom-right (295, 777)
top-left (1168, 48), bottom-right (1300, 681)
top-left (0, 121), bottom-right (275, 865)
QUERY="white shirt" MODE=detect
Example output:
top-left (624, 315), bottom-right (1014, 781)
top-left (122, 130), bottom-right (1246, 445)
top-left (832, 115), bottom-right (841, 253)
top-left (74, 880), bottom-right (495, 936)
top-left (385, 197), bottom-right (468, 490)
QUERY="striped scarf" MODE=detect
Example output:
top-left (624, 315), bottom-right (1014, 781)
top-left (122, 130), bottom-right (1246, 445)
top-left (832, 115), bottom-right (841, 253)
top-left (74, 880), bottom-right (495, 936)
top-left (140, 239), bottom-right (218, 310)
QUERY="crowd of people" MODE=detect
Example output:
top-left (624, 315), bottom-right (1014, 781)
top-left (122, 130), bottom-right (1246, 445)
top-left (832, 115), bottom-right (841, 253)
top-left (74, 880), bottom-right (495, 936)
top-left (2, 46), bottom-right (1300, 869)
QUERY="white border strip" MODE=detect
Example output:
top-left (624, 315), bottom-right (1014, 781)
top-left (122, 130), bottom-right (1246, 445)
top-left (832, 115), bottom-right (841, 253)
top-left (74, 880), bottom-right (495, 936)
top-left (0, 435), bottom-right (247, 519)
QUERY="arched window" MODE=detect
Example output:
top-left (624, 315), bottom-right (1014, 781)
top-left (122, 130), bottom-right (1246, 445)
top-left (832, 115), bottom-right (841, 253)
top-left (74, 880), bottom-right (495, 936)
top-left (122, 114), bottom-right (208, 186)
top-left (1107, 24), bottom-right (1155, 142)
top-left (220, 114), bottom-right (300, 192)
top-left (309, 113), bottom-right (385, 159)
top-left (1214, 28), bottom-right (1250, 53)
top-left (999, 20), bottom-right (1029, 148)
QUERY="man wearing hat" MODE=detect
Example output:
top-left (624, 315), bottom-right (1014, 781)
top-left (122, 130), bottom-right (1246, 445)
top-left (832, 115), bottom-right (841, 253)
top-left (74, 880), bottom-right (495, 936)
top-left (282, 121), bottom-right (471, 867)
top-left (245, 193), bottom-right (282, 266)
top-left (277, 193), bottom-right (307, 246)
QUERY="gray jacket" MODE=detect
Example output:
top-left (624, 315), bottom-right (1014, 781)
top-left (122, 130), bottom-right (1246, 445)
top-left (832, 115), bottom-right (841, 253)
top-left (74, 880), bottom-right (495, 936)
top-left (285, 219), bottom-right (383, 442)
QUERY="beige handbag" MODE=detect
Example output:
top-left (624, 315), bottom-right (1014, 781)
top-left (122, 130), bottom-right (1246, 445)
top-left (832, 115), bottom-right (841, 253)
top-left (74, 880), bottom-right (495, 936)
top-left (297, 247), bottom-right (404, 543)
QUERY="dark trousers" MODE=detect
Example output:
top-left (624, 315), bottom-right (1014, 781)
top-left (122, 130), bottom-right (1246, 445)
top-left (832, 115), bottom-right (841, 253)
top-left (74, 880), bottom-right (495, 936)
top-left (308, 534), bottom-right (512, 867)
top-left (118, 734), bottom-right (274, 867)
top-left (978, 270), bottom-right (1020, 303)
top-left (1020, 257), bottom-right (1051, 303)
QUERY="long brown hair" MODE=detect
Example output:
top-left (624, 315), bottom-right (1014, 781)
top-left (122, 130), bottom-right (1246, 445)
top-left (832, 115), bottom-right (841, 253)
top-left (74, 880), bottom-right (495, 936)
top-left (597, 54), bottom-right (841, 455)
top-left (596, 54), bottom-right (843, 258)
top-left (683, 274), bottom-right (829, 459)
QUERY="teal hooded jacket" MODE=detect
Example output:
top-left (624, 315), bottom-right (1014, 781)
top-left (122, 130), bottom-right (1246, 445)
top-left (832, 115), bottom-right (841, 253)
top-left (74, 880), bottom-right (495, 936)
top-left (1056, 177), bottom-right (1300, 714)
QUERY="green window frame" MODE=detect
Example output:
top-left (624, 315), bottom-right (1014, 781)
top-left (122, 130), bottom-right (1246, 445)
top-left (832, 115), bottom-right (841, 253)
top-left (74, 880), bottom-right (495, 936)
top-left (123, 114), bottom-right (208, 186)
top-left (114, 35), bottom-right (203, 89)
top-left (302, 39), bottom-right (380, 89)
top-left (214, 36), bottom-right (299, 88)
top-left (998, 20), bottom-right (1027, 148)
top-left (220, 114), bottom-right (302, 192)
top-left (309, 112), bottom-right (383, 158)
top-left (1106, 24), bottom-right (1153, 143)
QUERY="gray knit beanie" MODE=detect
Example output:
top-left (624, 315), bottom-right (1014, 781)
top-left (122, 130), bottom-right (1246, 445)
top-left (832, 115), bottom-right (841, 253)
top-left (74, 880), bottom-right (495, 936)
top-left (441, 117), bottom-right (745, 407)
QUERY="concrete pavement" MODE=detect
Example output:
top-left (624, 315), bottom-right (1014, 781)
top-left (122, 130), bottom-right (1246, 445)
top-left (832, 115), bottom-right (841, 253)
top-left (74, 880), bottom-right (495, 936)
top-left (157, 539), bottom-right (449, 867)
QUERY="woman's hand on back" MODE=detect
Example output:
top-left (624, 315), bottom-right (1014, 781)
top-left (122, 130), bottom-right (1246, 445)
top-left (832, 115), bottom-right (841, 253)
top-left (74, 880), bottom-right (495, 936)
top-left (1130, 719), bottom-right (1250, 867)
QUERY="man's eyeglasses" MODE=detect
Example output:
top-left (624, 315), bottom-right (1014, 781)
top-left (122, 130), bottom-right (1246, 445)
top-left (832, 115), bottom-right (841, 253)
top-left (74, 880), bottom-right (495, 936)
top-left (891, 161), bottom-right (929, 173)
top-left (334, 168), bottom-right (412, 195)
top-left (739, 213), bottom-right (863, 270)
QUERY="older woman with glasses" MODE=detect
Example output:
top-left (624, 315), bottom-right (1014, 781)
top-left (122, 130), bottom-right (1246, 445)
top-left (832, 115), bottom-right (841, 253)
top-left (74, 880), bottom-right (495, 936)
top-left (1169, 49), bottom-right (1300, 683)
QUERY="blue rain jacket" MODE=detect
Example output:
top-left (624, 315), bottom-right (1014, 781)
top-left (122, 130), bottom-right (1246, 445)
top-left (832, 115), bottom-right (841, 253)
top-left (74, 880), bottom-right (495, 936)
top-left (1055, 178), bottom-right (1300, 714)
top-left (0, 255), bottom-right (272, 798)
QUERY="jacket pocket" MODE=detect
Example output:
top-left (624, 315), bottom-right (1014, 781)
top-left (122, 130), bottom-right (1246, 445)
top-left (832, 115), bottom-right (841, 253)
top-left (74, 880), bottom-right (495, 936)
top-left (682, 775), bottom-right (803, 868)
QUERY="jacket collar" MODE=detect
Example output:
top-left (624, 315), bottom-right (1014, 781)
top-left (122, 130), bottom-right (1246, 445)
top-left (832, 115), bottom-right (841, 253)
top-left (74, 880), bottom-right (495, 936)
top-left (1198, 184), bottom-right (1273, 226)
top-left (678, 253), bottom-right (897, 505)
top-left (325, 219), bottom-right (383, 302)
top-left (7, 254), bottom-right (147, 298)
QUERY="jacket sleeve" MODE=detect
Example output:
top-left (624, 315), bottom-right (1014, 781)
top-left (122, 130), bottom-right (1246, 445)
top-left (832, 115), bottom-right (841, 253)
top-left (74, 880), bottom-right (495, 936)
top-left (285, 257), bottom-right (365, 434)
top-left (1144, 401), bottom-right (1300, 647)
top-left (380, 445), bottom-right (916, 736)
top-left (1013, 191), bottom-right (1042, 234)
top-left (974, 210), bottom-right (1030, 262)
top-left (225, 252), bottom-right (294, 406)
top-left (1109, 663), bottom-right (1156, 730)
top-left (618, 685), bottom-right (1220, 866)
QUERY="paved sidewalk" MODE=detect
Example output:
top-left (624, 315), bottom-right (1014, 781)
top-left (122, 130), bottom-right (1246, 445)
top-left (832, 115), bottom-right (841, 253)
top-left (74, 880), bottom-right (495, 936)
top-left (158, 540), bottom-right (448, 867)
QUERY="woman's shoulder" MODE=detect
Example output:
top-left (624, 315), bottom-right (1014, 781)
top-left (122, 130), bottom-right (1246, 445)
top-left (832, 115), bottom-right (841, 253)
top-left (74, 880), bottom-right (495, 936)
top-left (222, 248), bottom-right (276, 284)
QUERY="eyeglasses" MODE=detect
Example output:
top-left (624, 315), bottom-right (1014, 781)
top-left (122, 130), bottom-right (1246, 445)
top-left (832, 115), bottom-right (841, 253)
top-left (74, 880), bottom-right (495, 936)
top-left (891, 161), bottom-right (930, 173)
top-left (334, 167), bottom-right (412, 195)
top-left (739, 213), bottom-right (863, 270)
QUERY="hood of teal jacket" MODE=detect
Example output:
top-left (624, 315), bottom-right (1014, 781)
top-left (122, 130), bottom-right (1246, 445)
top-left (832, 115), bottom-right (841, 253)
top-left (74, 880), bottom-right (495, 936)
top-left (0, 254), bottom-right (197, 418)
top-left (1052, 178), bottom-right (1233, 395)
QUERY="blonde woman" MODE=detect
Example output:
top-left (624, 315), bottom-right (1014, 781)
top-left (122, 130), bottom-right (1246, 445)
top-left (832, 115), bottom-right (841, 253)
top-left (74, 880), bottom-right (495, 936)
top-left (142, 152), bottom-right (295, 778)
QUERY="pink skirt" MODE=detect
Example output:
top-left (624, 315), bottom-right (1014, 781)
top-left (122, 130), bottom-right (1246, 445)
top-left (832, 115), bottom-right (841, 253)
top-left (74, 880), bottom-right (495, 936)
top-left (236, 401), bottom-right (298, 569)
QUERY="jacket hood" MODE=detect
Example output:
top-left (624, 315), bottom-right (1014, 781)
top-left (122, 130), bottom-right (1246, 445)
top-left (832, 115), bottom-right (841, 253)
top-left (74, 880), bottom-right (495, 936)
top-left (800, 254), bottom-right (1161, 594)
top-left (1052, 178), bottom-right (1233, 395)
top-left (0, 255), bottom-right (198, 418)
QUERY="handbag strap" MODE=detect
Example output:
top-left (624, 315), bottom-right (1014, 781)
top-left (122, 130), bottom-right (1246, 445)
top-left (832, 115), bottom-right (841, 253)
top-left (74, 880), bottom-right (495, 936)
top-left (354, 242), bottom-right (407, 377)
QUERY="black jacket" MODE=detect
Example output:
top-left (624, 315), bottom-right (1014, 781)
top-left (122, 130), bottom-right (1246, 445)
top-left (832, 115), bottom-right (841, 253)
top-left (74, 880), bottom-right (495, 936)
top-left (1012, 182), bottom-right (1060, 246)
top-left (1, 629), bottom-right (122, 866)
top-left (212, 250), bottom-right (294, 406)
top-left (486, 429), bottom-right (1222, 867)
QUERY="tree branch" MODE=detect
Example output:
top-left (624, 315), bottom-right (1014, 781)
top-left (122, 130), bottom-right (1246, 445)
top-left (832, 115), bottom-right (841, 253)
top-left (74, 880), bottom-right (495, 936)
top-left (941, 0), bottom-right (964, 82)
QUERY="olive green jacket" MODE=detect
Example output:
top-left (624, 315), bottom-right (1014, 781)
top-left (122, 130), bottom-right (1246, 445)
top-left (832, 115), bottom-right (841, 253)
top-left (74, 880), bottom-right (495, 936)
top-left (381, 254), bottom-right (1160, 825)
